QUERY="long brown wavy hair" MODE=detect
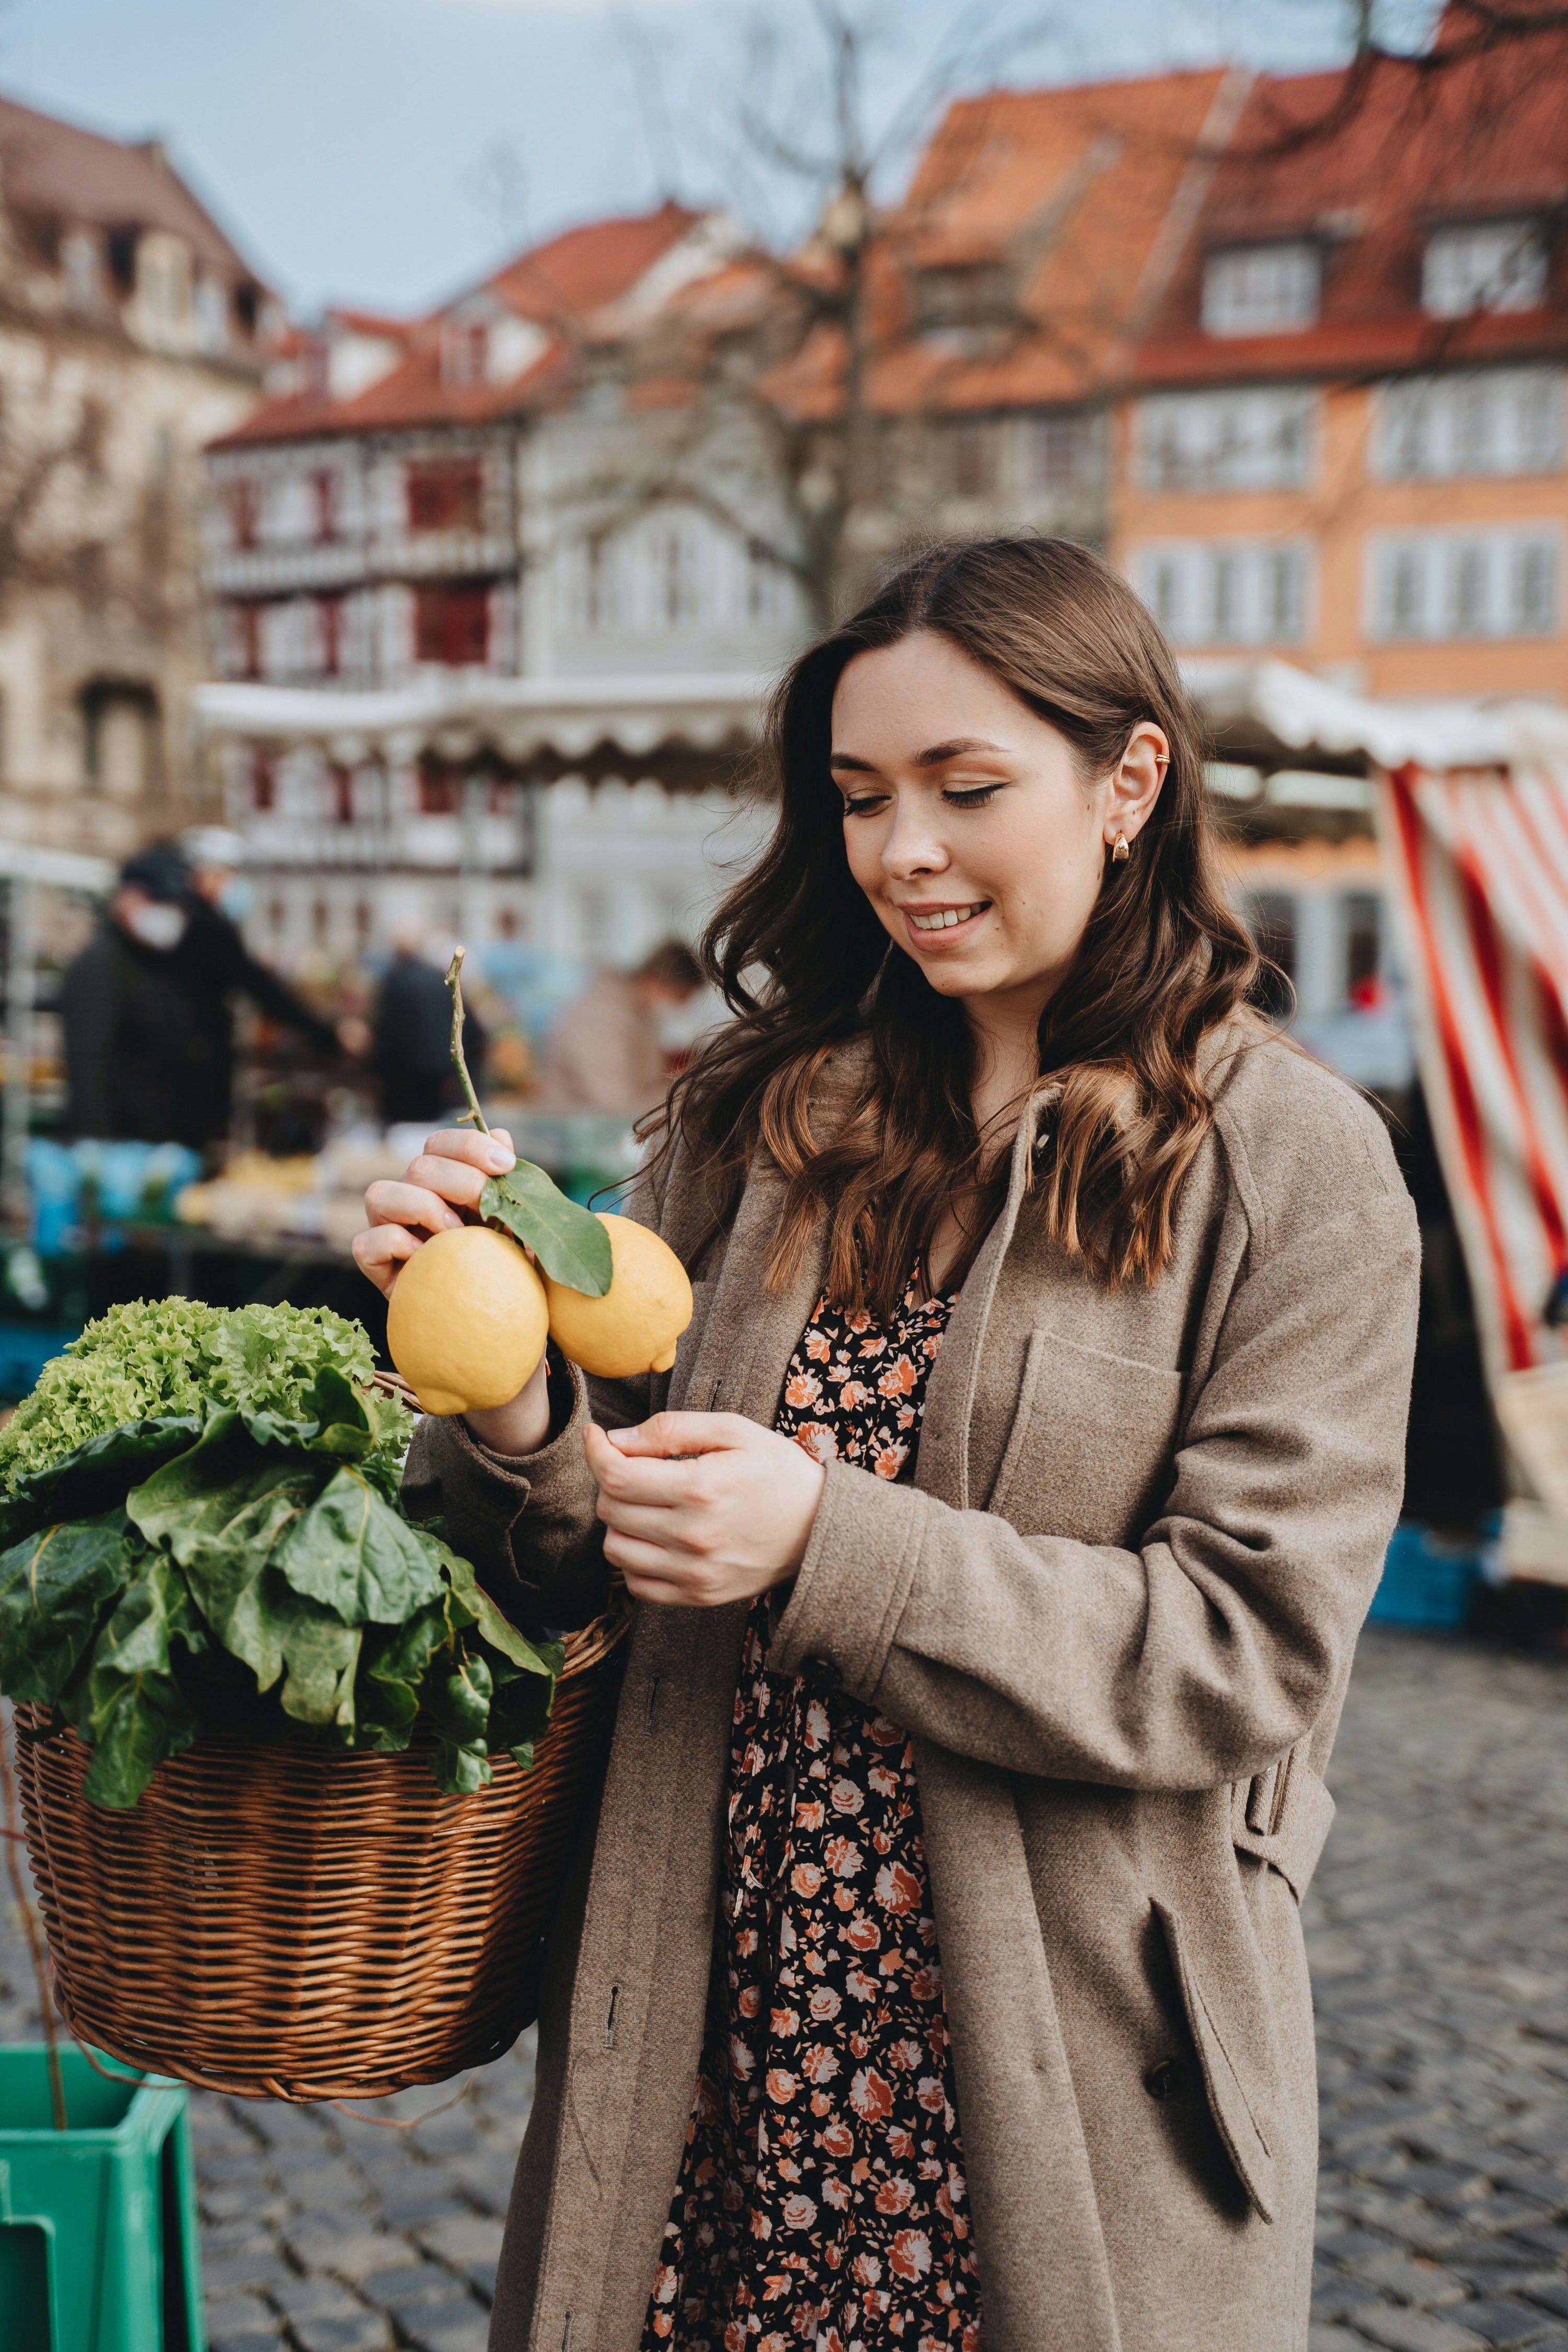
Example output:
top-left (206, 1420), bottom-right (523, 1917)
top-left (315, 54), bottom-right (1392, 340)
top-left (651, 535), bottom-right (1261, 1315)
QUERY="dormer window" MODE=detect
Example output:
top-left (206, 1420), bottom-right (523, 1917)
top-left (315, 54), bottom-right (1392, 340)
top-left (193, 274), bottom-right (229, 355)
top-left (1422, 220), bottom-right (1548, 318)
top-left (442, 317), bottom-right (489, 387)
top-left (1202, 242), bottom-right (1320, 338)
top-left (914, 262), bottom-right (1011, 338)
top-left (60, 228), bottom-right (103, 313)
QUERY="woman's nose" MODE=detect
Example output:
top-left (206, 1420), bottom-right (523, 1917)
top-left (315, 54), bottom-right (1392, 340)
top-left (881, 805), bottom-right (949, 878)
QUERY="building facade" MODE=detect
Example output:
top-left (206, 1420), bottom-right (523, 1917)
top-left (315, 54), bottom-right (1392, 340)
top-left (1113, 16), bottom-right (1568, 704)
top-left (0, 96), bottom-right (275, 863)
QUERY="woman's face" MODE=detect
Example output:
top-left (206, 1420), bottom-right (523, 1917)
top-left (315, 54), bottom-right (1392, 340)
top-left (830, 629), bottom-right (1166, 1027)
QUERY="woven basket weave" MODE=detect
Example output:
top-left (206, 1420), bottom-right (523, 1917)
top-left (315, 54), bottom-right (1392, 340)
top-left (12, 1604), bottom-right (628, 2102)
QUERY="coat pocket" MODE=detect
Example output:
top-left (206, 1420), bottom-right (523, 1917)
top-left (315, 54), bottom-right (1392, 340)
top-left (987, 1327), bottom-right (1184, 1547)
top-left (1153, 1898), bottom-right (1277, 2223)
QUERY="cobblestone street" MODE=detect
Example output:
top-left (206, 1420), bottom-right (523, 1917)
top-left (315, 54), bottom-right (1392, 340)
top-left (5, 1625), bottom-right (1568, 2349)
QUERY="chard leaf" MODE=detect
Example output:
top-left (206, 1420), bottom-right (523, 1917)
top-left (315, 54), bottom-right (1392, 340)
top-left (425, 1645), bottom-right (492, 1744)
top-left (0, 1415), bottom-right (204, 1550)
top-left (0, 1507), bottom-right (141, 1706)
top-left (279, 1599), bottom-right (361, 1727)
top-left (355, 1598), bottom-right (453, 1750)
top-left (479, 1162), bottom-right (612, 1296)
top-left (433, 1737), bottom-right (492, 1796)
top-left (77, 1553), bottom-right (201, 1808)
top-left (128, 1422), bottom-right (325, 1689)
top-left (275, 1466), bottom-right (444, 1627)
top-left (485, 1657), bottom-right (555, 1758)
top-left (439, 1546), bottom-right (560, 1679)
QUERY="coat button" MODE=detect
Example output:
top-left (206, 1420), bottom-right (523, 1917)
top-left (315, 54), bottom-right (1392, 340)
top-left (1144, 2058), bottom-right (1190, 2101)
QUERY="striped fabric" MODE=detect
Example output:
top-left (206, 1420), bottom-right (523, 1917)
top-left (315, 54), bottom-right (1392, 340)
top-left (1378, 761), bottom-right (1568, 1383)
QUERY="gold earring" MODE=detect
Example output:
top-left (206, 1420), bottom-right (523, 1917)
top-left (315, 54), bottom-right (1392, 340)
top-left (1111, 833), bottom-right (1129, 863)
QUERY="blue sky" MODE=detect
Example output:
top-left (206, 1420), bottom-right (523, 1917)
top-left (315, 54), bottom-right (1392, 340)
top-left (0, 0), bottom-right (1432, 319)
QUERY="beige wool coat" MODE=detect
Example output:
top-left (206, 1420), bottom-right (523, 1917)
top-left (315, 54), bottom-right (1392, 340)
top-left (405, 1023), bottom-right (1421, 2352)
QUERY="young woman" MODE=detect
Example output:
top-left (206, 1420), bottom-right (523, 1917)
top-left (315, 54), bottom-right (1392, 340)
top-left (356, 537), bottom-right (1419, 2352)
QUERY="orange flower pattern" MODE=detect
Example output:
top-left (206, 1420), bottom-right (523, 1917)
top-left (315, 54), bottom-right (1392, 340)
top-left (641, 1278), bottom-right (983, 2352)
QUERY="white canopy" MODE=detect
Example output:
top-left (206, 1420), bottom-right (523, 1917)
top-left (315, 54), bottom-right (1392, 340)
top-left (191, 671), bottom-right (771, 768)
top-left (1187, 655), bottom-right (1568, 773)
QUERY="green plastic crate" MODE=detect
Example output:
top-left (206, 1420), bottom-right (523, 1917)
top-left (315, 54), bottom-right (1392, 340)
top-left (0, 2044), bottom-right (203, 2350)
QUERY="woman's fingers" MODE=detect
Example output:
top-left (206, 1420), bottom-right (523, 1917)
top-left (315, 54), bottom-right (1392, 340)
top-left (363, 1178), bottom-right (466, 1234)
top-left (351, 1221), bottom-right (422, 1298)
top-left (421, 1128), bottom-right (516, 1173)
top-left (606, 1411), bottom-right (756, 1456)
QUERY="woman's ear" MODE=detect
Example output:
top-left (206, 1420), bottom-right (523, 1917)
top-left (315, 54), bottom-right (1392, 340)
top-left (1103, 722), bottom-right (1170, 852)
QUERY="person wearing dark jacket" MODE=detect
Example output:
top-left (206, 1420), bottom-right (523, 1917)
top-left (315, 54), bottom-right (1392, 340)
top-left (62, 845), bottom-right (341, 1150)
top-left (368, 930), bottom-right (484, 1128)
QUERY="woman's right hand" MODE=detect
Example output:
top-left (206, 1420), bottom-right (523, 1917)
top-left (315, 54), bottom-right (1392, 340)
top-left (352, 1126), bottom-right (555, 1458)
top-left (353, 1126), bottom-right (517, 1297)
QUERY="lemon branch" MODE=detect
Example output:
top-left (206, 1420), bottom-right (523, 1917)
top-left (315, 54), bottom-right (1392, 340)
top-left (445, 947), bottom-right (490, 1137)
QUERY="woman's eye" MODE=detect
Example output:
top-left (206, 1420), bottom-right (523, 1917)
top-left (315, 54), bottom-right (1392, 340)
top-left (841, 794), bottom-right (886, 817)
top-left (943, 785), bottom-right (1001, 808)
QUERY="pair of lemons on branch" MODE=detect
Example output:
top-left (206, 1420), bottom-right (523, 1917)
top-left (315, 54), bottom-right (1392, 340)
top-left (384, 951), bottom-right (692, 1418)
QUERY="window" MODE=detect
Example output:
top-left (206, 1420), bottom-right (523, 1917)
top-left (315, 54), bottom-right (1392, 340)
top-left (414, 581), bottom-right (490, 665)
top-left (327, 764), bottom-right (354, 824)
top-left (193, 275), bottom-right (229, 354)
top-left (318, 595), bottom-right (344, 677)
top-left (569, 536), bottom-right (617, 631)
top-left (1134, 540), bottom-right (1310, 647)
top-left (914, 263), bottom-right (1011, 337)
top-left (442, 319), bottom-right (489, 386)
top-left (1035, 411), bottom-right (1091, 490)
top-left (228, 479), bottom-right (260, 550)
top-left (249, 748), bottom-right (275, 811)
top-left (1373, 369), bottom-right (1564, 480)
top-left (746, 545), bottom-right (790, 626)
top-left (946, 419), bottom-right (996, 499)
top-left (418, 756), bottom-right (462, 814)
top-left (1369, 529), bottom-right (1560, 640)
top-left (1202, 243), bottom-right (1320, 337)
top-left (232, 605), bottom-right (262, 680)
top-left (60, 229), bottom-right (102, 312)
top-left (1137, 387), bottom-right (1317, 491)
top-left (405, 459), bottom-right (483, 534)
top-left (1423, 220), bottom-right (1548, 319)
top-left (652, 524), bottom-right (699, 628)
top-left (312, 469), bottom-right (341, 541)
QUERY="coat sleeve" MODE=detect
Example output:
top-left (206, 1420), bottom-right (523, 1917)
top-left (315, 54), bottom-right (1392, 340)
top-left (768, 1172), bottom-right (1420, 1792)
top-left (60, 943), bottom-right (119, 1138)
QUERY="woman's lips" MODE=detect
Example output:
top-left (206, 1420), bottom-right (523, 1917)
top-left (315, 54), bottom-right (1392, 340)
top-left (900, 900), bottom-right (991, 949)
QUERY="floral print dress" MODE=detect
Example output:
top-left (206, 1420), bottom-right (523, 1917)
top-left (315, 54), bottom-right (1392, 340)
top-left (641, 1278), bottom-right (984, 2352)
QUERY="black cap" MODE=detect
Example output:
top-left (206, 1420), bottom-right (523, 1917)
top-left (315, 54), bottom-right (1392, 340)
top-left (118, 846), bottom-right (191, 903)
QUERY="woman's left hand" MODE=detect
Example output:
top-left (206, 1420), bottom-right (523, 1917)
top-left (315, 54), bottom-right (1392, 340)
top-left (585, 1412), bottom-right (826, 1607)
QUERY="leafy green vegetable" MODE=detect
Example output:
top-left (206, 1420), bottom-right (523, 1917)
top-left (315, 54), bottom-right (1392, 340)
top-left (0, 1298), bottom-right (411, 1495)
top-left (0, 1298), bottom-right (564, 1807)
top-left (275, 1466), bottom-right (444, 1625)
top-left (480, 1161), bottom-right (613, 1297)
top-left (0, 1508), bottom-right (141, 1704)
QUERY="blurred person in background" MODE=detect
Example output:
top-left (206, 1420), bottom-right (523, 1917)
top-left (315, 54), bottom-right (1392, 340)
top-left (538, 938), bottom-right (704, 1115)
top-left (369, 927), bottom-right (486, 1129)
top-left (62, 842), bottom-right (348, 1152)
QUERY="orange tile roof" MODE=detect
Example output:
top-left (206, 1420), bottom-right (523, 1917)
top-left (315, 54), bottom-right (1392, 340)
top-left (1131, 14), bottom-right (1568, 384)
top-left (213, 203), bottom-right (700, 448)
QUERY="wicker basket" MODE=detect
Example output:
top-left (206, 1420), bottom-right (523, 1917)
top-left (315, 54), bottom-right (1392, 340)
top-left (12, 1604), bottom-right (628, 2102)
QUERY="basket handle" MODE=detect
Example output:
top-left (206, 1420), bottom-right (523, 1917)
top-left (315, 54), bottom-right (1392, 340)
top-left (326, 2076), bottom-right (476, 2130)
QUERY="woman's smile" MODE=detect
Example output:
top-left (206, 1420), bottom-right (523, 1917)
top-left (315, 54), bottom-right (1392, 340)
top-left (900, 897), bottom-right (993, 943)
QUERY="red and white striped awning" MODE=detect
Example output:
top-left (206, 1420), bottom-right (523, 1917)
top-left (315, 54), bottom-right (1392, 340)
top-left (1380, 763), bottom-right (1568, 1382)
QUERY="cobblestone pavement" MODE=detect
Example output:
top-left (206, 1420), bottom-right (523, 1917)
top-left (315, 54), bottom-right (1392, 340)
top-left (6, 1626), bottom-right (1568, 2349)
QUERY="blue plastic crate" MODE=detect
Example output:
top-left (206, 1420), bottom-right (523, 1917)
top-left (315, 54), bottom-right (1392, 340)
top-left (0, 1324), bottom-right (78, 1403)
top-left (1368, 1522), bottom-right (1482, 1629)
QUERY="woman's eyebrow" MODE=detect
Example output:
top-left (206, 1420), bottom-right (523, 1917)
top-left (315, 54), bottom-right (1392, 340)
top-left (828, 736), bottom-right (1010, 773)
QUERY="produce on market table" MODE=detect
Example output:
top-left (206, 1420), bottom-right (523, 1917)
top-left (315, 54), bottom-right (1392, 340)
top-left (0, 1299), bottom-right (559, 1808)
top-left (381, 947), bottom-right (689, 1405)
top-left (543, 1209), bottom-right (692, 1378)
top-left (386, 1222), bottom-right (549, 1414)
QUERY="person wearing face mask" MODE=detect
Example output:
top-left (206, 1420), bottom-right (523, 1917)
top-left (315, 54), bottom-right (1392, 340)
top-left (537, 938), bottom-right (706, 1115)
top-left (61, 841), bottom-right (344, 1152)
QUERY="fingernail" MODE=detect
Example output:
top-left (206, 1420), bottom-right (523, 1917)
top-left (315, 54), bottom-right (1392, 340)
top-left (485, 1145), bottom-right (513, 1171)
top-left (609, 1428), bottom-right (636, 1444)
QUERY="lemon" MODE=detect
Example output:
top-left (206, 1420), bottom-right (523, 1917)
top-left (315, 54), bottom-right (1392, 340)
top-left (386, 1224), bottom-right (549, 1416)
top-left (544, 1212), bottom-right (693, 1380)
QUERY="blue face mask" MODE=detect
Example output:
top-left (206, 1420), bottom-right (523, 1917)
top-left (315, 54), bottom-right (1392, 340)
top-left (217, 877), bottom-right (254, 923)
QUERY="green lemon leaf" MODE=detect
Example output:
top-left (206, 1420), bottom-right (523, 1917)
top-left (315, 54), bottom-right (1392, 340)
top-left (480, 1161), bottom-right (612, 1296)
top-left (274, 1466), bottom-right (444, 1627)
top-left (0, 1507), bottom-right (141, 1707)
